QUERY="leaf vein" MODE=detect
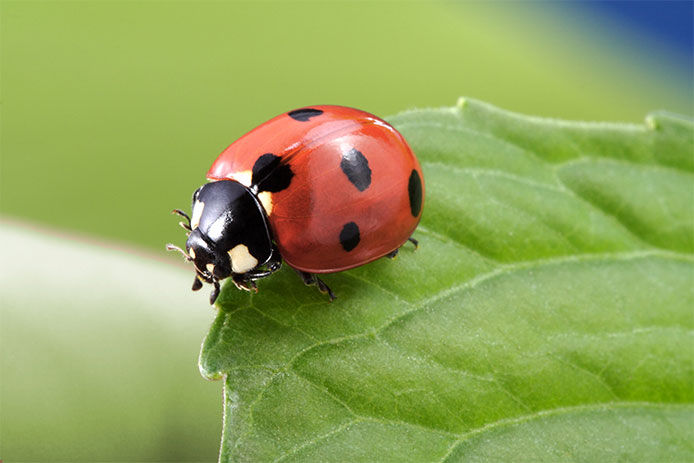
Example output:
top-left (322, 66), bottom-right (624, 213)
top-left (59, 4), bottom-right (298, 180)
top-left (439, 402), bottom-right (694, 463)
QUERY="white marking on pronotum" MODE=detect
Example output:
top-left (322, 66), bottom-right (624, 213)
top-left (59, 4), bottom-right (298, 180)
top-left (191, 199), bottom-right (205, 229)
top-left (228, 244), bottom-right (258, 274)
top-left (257, 191), bottom-right (273, 215)
top-left (206, 263), bottom-right (215, 273)
top-left (231, 170), bottom-right (252, 188)
top-left (189, 247), bottom-right (196, 259)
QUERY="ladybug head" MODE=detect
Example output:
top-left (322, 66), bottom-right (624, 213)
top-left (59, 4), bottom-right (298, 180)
top-left (168, 180), bottom-right (275, 304)
top-left (186, 229), bottom-right (233, 282)
top-left (167, 223), bottom-right (232, 304)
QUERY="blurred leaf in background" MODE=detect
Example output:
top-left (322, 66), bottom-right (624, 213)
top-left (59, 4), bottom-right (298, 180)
top-left (1, 224), bottom-right (222, 461)
top-left (1, 1), bottom-right (691, 461)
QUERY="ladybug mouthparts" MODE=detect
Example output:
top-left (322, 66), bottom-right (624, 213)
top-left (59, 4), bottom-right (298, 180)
top-left (166, 208), bottom-right (222, 304)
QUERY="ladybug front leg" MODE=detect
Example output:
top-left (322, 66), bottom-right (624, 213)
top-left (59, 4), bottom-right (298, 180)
top-left (295, 270), bottom-right (336, 302)
top-left (209, 280), bottom-right (221, 305)
top-left (232, 275), bottom-right (259, 293)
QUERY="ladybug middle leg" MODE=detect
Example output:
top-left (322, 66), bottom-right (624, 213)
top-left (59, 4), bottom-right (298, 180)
top-left (295, 270), bottom-right (336, 302)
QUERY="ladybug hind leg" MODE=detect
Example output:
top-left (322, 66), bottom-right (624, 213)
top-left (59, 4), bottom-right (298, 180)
top-left (386, 235), bottom-right (419, 260)
top-left (295, 270), bottom-right (336, 302)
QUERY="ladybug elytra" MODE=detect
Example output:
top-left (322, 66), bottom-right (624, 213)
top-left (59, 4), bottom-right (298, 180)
top-left (168, 106), bottom-right (424, 304)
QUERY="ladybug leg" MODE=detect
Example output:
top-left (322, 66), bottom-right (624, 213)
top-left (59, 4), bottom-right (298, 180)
top-left (315, 277), bottom-right (336, 302)
top-left (235, 246), bottom-right (283, 282)
top-left (232, 275), bottom-right (259, 293)
top-left (192, 275), bottom-right (203, 291)
top-left (265, 256), bottom-right (282, 273)
top-left (229, 247), bottom-right (282, 294)
top-left (386, 237), bottom-right (418, 261)
top-left (295, 270), bottom-right (336, 302)
top-left (209, 280), bottom-right (221, 305)
top-left (257, 245), bottom-right (282, 276)
top-left (242, 265), bottom-right (281, 281)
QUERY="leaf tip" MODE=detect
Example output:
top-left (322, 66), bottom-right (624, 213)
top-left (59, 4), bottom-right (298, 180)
top-left (644, 110), bottom-right (694, 133)
top-left (456, 96), bottom-right (468, 110)
top-left (198, 359), bottom-right (224, 381)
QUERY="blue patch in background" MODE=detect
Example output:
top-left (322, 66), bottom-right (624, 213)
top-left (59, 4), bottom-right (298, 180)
top-left (586, 1), bottom-right (693, 62)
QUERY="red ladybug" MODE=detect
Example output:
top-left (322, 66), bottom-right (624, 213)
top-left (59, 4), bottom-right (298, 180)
top-left (168, 106), bottom-right (424, 304)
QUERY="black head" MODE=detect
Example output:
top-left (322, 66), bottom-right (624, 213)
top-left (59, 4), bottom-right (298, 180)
top-left (169, 180), bottom-right (274, 304)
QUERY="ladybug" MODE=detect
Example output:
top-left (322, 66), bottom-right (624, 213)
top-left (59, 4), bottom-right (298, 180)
top-left (167, 106), bottom-right (424, 304)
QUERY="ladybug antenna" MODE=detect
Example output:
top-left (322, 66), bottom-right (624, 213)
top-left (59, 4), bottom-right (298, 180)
top-left (171, 209), bottom-right (192, 231)
top-left (166, 243), bottom-right (192, 261)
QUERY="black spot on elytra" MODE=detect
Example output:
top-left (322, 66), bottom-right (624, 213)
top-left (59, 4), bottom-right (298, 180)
top-left (339, 222), bottom-right (360, 252)
top-left (340, 148), bottom-right (371, 192)
top-left (408, 169), bottom-right (422, 217)
top-left (288, 108), bottom-right (323, 122)
top-left (251, 153), bottom-right (294, 193)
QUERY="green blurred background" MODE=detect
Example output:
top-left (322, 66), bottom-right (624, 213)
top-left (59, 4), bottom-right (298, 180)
top-left (1, 1), bottom-right (692, 461)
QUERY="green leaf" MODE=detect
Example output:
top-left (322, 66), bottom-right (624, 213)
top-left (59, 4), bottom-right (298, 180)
top-left (200, 98), bottom-right (694, 462)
